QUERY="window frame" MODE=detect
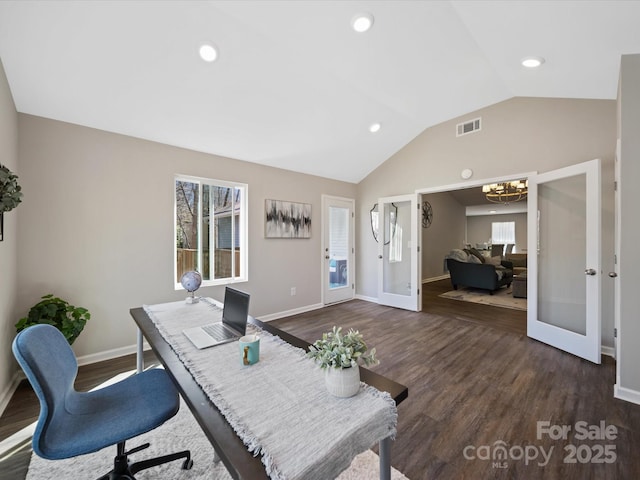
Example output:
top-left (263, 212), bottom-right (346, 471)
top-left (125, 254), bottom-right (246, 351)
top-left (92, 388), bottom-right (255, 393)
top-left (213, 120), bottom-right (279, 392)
top-left (174, 174), bottom-right (248, 290)
top-left (491, 220), bottom-right (516, 245)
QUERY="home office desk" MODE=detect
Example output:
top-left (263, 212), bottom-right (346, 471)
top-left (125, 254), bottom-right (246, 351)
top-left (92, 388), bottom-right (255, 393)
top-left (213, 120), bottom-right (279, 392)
top-left (130, 306), bottom-right (408, 480)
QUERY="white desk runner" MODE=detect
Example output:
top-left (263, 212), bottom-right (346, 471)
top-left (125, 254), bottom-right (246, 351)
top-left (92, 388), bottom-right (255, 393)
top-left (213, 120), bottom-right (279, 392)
top-left (143, 299), bottom-right (397, 480)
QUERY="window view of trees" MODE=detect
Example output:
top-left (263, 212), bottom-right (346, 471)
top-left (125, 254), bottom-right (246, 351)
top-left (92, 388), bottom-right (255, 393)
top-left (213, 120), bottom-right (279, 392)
top-left (175, 177), bottom-right (246, 286)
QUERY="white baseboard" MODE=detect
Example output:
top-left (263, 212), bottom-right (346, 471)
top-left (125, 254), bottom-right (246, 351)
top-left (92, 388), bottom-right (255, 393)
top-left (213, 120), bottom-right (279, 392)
top-left (601, 345), bottom-right (615, 358)
top-left (614, 384), bottom-right (640, 405)
top-left (0, 370), bottom-right (23, 418)
top-left (354, 294), bottom-right (379, 303)
top-left (258, 303), bottom-right (324, 322)
top-left (422, 274), bottom-right (450, 284)
top-left (76, 340), bottom-right (150, 367)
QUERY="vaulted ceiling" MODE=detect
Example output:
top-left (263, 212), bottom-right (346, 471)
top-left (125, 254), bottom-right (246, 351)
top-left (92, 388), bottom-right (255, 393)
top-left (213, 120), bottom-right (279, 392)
top-left (1, 1), bottom-right (638, 183)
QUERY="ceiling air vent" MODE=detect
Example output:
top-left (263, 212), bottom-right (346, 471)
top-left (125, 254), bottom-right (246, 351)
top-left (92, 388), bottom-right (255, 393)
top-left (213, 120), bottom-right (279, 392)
top-left (456, 117), bottom-right (481, 137)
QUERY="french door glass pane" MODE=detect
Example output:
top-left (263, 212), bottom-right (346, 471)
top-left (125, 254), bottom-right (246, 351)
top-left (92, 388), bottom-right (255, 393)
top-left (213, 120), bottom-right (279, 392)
top-left (328, 206), bottom-right (349, 289)
top-left (383, 201), bottom-right (411, 296)
top-left (538, 174), bottom-right (587, 335)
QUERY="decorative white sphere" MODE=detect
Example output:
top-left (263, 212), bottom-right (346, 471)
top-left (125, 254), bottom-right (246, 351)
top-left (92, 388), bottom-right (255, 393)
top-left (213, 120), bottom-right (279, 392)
top-left (180, 271), bottom-right (202, 293)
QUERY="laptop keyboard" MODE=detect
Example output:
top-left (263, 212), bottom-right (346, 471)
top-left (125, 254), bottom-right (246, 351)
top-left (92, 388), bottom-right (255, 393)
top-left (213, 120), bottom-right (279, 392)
top-left (202, 323), bottom-right (236, 341)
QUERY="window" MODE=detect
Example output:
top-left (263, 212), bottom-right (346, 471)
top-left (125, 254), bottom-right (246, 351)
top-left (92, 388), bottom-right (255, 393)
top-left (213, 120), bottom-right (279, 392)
top-left (175, 175), bottom-right (248, 288)
top-left (491, 221), bottom-right (515, 245)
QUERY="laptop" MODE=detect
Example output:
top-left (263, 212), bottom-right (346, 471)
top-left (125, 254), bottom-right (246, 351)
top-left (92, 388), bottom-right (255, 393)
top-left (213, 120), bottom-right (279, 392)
top-left (183, 287), bottom-right (250, 349)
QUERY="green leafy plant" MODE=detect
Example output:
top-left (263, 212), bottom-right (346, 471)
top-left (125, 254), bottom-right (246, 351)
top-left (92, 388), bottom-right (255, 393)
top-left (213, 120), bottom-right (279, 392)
top-left (16, 294), bottom-right (91, 345)
top-left (307, 326), bottom-right (378, 369)
top-left (0, 164), bottom-right (23, 213)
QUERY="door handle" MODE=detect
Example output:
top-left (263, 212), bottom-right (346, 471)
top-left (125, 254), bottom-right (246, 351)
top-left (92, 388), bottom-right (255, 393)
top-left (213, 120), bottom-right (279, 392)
top-left (585, 268), bottom-right (597, 276)
top-left (608, 272), bottom-right (618, 278)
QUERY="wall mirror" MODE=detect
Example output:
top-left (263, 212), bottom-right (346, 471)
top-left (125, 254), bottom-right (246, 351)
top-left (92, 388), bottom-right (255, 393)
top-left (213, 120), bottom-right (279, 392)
top-left (370, 203), bottom-right (397, 245)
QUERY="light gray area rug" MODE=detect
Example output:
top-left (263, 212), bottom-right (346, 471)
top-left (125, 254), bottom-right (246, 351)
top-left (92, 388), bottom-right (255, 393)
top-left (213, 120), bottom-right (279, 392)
top-left (439, 286), bottom-right (527, 311)
top-left (26, 401), bottom-right (409, 480)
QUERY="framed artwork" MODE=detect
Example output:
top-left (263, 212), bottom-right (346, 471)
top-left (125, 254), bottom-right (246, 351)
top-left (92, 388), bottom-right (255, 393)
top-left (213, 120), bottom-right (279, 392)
top-left (265, 199), bottom-right (311, 238)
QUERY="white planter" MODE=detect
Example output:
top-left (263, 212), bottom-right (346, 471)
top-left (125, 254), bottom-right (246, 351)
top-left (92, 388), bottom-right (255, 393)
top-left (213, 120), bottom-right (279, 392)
top-left (324, 366), bottom-right (361, 398)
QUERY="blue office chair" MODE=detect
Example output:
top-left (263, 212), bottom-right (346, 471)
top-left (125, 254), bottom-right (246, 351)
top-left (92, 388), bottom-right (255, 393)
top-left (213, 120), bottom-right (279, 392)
top-left (12, 324), bottom-right (193, 479)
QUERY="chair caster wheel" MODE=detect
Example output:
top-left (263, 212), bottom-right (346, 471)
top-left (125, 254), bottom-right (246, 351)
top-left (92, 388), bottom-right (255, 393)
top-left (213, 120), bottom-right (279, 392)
top-left (182, 458), bottom-right (194, 470)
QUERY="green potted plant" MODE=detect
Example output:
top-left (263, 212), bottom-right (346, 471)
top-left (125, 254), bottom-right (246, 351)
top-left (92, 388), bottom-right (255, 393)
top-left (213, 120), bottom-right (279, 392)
top-left (16, 294), bottom-right (91, 345)
top-left (307, 326), bottom-right (378, 397)
top-left (0, 164), bottom-right (22, 213)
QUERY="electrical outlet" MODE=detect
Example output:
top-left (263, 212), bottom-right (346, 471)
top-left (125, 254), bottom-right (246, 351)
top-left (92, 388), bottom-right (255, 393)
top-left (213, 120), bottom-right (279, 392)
top-left (290, 287), bottom-right (296, 296)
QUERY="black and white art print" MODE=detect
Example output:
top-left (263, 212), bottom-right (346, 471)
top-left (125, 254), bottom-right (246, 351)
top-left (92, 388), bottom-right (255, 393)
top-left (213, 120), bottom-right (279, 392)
top-left (265, 199), bottom-right (311, 238)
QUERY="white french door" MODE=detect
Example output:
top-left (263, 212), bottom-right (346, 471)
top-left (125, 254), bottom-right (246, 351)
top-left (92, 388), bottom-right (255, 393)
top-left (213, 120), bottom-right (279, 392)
top-left (377, 194), bottom-right (421, 311)
top-left (527, 159), bottom-right (601, 363)
top-left (322, 195), bottom-right (355, 305)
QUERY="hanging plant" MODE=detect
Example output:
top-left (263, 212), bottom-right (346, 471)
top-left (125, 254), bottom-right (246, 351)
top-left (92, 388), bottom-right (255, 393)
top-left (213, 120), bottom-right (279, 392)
top-left (0, 164), bottom-right (23, 213)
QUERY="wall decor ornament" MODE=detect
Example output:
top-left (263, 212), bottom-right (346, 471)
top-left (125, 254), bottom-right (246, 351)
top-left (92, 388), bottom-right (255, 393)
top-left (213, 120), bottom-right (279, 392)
top-left (265, 199), bottom-right (311, 238)
top-left (422, 201), bottom-right (433, 228)
top-left (0, 164), bottom-right (23, 241)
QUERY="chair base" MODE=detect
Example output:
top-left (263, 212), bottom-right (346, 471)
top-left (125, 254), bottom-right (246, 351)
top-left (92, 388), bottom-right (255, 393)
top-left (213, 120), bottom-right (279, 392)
top-left (96, 441), bottom-right (192, 480)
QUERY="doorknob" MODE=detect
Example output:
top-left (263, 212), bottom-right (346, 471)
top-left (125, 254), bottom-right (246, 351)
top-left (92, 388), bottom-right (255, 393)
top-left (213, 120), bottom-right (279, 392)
top-left (608, 272), bottom-right (618, 278)
top-left (585, 268), bottom-right (597, 276)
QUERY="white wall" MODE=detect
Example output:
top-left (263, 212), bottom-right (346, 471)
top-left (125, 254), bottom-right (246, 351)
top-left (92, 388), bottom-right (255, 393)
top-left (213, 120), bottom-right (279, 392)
top-left (356, 97), bottom-right (616, 347)
top-left (0, 58), bottom-right (19, 412)
top-left (16, 114), bottom-right (356, 360)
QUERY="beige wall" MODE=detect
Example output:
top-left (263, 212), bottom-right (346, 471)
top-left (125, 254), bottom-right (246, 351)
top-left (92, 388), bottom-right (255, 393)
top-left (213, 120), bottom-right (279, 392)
top-left (421, 192), bottom-right (466, 280)
top-left (466, 213), bottom-right (527, 253)
top-left (618, 54), bottom-right (640, 397)
top-left (357, 97), bottom-right (616, 347)
top-left (16, 115), bottom-right (356, 360)
top-left (0, 58), bottom-right (18, 409)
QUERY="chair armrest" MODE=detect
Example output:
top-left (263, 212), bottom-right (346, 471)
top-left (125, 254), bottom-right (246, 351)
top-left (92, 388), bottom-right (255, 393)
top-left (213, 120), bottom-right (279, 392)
top-left (501, 260), bottom-right (514, 269)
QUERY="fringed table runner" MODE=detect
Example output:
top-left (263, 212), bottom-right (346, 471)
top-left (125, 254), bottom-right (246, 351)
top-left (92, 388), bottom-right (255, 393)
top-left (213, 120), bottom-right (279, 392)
top-left (143, 298), bottom-right (397, 480)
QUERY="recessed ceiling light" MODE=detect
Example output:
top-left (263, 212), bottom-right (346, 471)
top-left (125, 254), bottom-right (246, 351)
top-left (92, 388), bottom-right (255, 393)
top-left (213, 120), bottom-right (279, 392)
top-left (352, 13), bottom-right (374, 33)
top-left (199, 43), bottom-right (218, 63)
top-left (369, 122), bottom-right (381, 133)
top-left (521, 56), bottom-right (545, 68)
top-left (489, 210), bottom-right (497, 214)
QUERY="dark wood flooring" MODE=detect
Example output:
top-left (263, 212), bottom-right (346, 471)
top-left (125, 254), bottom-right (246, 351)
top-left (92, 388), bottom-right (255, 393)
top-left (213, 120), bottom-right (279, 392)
top-left (1, 279), bottom-right (638, 480)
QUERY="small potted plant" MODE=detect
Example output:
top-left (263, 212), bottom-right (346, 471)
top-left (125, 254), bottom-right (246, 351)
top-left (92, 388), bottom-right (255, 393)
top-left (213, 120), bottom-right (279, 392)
top-left (16, 294), bottom-right (91, 345)
top-left (307, 326), bottom-right (378, 397)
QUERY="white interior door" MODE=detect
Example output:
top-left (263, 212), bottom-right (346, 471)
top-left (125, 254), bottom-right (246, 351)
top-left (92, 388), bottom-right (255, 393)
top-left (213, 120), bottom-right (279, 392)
top-left (527, 159), bottom-right (601, 363)
top-left (322, 195), bottom-right (355, 305)
top-left (377, 194), bottom-right (421, 311)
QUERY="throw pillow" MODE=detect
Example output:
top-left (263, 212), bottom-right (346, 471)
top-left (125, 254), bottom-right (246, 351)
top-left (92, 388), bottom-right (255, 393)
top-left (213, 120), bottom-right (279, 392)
top-left (467, 247), bottom-right (486, 263)
top-left (487, 255), bottom-right (502, 266)
top-left (467, 254), bottom-right (482, 264)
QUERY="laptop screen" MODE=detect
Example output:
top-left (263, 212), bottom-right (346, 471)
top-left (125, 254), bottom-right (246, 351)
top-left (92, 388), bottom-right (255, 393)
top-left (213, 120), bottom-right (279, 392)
top-left (222, 287), bottom-right (250, 335)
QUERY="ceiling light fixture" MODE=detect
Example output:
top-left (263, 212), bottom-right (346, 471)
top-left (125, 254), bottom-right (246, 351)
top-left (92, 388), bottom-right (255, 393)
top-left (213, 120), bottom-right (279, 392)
top-left (352, 13), bottom-right (374, 33)
top-left (199, 43), bottom-right (218, 63)
top-left (521, 56), bottom-right (545, 68)
top-left (369, 122), bottom-right (381, 133)
top-left (482, 180), bottom-right (528, 204)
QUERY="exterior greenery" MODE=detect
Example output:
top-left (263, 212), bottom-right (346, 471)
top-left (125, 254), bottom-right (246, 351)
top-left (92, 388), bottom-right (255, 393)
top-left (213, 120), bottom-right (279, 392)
top-left (0, 164), bottom-right (22, 213)
top-left (307, 326), bottom-right (378, 369)
top-left (16, 294), bottom-right (91, 345)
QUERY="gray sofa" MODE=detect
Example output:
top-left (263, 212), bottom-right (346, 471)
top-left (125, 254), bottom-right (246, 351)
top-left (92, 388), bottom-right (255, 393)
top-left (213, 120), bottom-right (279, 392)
top-left (445, 249), bottom-right (513, 294)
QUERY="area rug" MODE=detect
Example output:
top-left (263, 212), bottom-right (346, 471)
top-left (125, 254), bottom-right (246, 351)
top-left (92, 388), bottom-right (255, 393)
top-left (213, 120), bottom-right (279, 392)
top-left (25, 399), bottom-right (408, 480)
top-left (439, 286), bottom-right (527, 311)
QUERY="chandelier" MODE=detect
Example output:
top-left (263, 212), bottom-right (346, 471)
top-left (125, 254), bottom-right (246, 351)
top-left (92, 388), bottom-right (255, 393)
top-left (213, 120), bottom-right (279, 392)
top-left (482, 180), bottom-right (528, 204)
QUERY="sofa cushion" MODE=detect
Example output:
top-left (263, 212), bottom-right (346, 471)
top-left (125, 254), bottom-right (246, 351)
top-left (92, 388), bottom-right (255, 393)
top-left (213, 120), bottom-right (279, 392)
top-left (465, 248), bottom-right (486, 263)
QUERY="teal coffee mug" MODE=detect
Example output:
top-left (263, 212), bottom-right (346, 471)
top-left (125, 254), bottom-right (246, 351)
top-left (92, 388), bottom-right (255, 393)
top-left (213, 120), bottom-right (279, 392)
top-left (239, 334), bottom-right (260, 366)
